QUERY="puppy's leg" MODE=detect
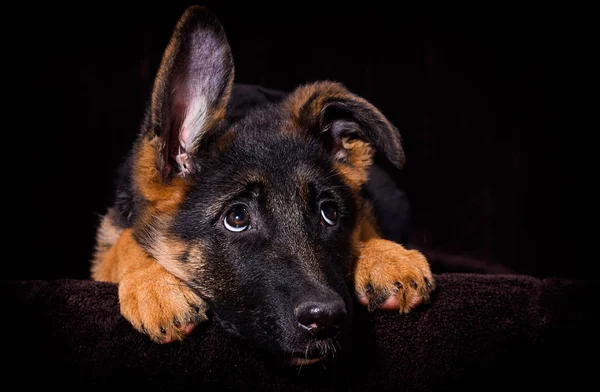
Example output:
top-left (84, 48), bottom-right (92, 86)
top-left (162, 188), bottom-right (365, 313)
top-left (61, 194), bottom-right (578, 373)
top-left (93, 220), bottom-right (207, 343)
top-left (354, 218), bottom-right (435, 313)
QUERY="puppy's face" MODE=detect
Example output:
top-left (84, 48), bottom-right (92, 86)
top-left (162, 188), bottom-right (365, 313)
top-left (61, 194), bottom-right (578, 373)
top-left (130, 7), bottom-right (404, 363)
top-left (178, 116), bottom-right (357, 361)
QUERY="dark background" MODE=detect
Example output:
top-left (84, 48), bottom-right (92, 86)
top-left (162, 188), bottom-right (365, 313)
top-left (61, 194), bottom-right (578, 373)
top-left (6, 4), bottom-right (594, 280)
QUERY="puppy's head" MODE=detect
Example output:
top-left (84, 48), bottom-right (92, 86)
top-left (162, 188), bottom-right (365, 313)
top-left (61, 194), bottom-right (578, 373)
top-left (130, 6), bottom-right (404, 365)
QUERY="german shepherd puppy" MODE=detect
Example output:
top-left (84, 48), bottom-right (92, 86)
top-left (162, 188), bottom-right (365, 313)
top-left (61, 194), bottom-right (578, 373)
top-left (92, 6), bottom-right (434, 365)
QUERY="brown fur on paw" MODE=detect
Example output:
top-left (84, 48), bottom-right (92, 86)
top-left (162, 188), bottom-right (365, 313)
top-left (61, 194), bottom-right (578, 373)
top-left (355, 239), bottom-right (435, 313)
top-left (118, 263), bottom-right (207, 343)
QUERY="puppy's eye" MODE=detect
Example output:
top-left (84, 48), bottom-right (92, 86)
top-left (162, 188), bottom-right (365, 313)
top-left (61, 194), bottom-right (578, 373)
top-left (320, 202), bottom-right (338, 226)
top-left (224, 206), bottom-right (250, 232)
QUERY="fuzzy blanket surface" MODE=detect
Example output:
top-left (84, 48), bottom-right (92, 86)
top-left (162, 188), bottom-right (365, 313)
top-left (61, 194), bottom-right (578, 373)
top-left (3, 274), bottom-right (597, 390)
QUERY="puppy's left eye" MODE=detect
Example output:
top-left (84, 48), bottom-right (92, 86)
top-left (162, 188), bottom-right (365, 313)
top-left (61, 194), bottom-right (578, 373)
top-left (224, 206), bottom-right (251, 232)
top-left (320, 202), bottom-right (338, 226)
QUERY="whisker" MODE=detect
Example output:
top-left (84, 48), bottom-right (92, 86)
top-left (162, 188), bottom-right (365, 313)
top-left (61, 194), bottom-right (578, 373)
top-left (334, 338), bottom-right (342, 353)
top-left (283, 347), bottom-right (291, 367)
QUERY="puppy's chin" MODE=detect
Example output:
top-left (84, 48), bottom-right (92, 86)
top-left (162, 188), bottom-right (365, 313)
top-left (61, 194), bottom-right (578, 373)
top-left (284, 336), bottom-right (342, 366)
top-left (215, 316), bottom-right (345, 367)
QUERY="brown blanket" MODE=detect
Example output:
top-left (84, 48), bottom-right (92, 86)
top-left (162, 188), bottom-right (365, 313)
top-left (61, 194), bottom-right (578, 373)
top-left (3, 273), bottom-right (596, 390)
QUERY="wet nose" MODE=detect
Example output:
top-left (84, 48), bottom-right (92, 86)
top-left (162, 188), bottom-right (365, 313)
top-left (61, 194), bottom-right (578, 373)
top-left (295, 300), bottom-right (347, 339)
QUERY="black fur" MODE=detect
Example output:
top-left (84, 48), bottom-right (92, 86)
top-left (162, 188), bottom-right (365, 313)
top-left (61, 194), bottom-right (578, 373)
top-left (179, 98), bottom-right (357, 356)
top-left (104, 7), bottom-right (410, 362)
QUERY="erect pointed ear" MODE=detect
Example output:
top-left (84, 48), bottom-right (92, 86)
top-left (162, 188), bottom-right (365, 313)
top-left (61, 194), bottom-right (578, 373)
top-left (285, 82), bottom-right (405, 187)
top-left (145, 5), bottom-right (234, 179)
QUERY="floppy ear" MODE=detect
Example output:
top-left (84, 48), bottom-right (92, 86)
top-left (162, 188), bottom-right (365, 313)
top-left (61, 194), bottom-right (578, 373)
top-left (286, 82), bottom-right (404, 187)
top-left (143, 5), bottom-right (234, 180)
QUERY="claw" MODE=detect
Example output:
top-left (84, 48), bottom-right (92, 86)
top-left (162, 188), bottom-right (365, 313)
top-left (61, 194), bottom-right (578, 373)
top-left (409, 296), bottom-right (423, 309)
top-left (367, 289), bottom-right (394, 312)
top-left (182, 323), bottom-right (195, 335)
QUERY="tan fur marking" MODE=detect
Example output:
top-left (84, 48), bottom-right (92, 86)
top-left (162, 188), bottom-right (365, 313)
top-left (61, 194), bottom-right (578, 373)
top-left (285, 81), bottom-right (355, 125)
top-left (342, 138), bottom-right (374, 173)
top-left (92, 228), bottom-right (207, 343)
top-left (355, 238), bottom-right (434, 313)
top-left (333, 138), bottom-right (374, 190)
top-left (92, 228), bottom-right (153, 283)
top-left (358, 206), bottom-right (381, 242)
top-left (134, 137), bottom-right (190, 213)
top-left (354, 215), bottom-right (435, 313)
top-left (285, 81), bottom-right (397, 138)
top-left (285, 81), bottom-right (379, 190)
top-left (146, 233), bottom-right (201, 286)
top-left (91, 210), bottom-right (124, 271)
top-left (118, 259), bottom-right (207, 343)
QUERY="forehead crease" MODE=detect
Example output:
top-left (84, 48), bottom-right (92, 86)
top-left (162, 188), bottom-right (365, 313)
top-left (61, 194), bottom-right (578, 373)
top-left (292, 163), bottom-right (320, 201)
top-left (204, 170), bottom-right (271, 216)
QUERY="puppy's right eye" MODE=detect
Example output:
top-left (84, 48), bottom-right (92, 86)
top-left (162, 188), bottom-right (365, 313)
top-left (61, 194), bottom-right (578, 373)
top-left (224, 206), bottom-right (251, 232)
top-left (320, 201), bottom-right (338, 226)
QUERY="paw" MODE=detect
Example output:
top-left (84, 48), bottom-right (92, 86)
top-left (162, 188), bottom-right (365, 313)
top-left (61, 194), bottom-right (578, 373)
top-left (355, 239), bottom-right (435, 313)
top-left (118, 264), bottom-right (207, 343)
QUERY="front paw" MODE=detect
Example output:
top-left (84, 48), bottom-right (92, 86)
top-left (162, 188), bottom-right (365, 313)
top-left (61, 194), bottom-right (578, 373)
top-left (118, 264), bottom-right (207, 343)
top-left (355, 239), bottom-right (435, 313)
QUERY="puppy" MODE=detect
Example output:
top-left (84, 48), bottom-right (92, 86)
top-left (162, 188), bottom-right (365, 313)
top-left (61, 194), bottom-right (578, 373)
top-left (91, 6), bottom-right (434, 365)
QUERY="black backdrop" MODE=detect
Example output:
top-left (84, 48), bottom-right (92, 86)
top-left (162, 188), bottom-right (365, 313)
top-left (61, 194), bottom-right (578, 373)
top-left (6, 4), bottom-right (594, 281)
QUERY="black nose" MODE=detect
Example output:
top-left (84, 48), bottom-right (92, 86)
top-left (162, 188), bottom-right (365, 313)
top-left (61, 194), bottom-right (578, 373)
top-left (295, 301), bottom-right (347, 338)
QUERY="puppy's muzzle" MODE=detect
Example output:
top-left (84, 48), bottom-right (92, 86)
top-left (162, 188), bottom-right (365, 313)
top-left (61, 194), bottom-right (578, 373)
top-left (295, 300), bottom-right (347, 339)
